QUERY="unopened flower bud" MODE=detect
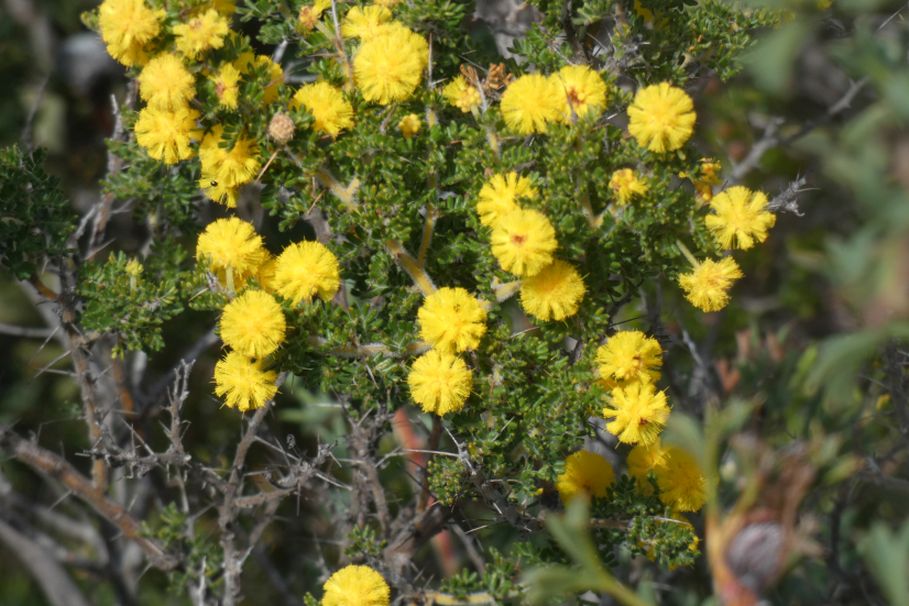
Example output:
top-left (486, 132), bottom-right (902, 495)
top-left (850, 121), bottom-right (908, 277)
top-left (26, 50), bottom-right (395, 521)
top-left (268, 112), bottom-right (295, 145)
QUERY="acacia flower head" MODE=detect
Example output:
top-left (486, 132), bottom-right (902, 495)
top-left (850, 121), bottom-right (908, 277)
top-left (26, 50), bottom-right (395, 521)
top-left (354, 24), bottom-right (428, 104)
top-left (219, 289), bottom-right (286, 358)
top-left (292, 82), bottom-right (354, 138)
top-left (196, 217), bottom-right (269, 283)
top-left (408, 350), bottom-right (472, 416)
top-left (417, 287), bottom-right (487, 353)
top-left (476, 172), bottom-right (537, 228)
top-left (442, 75), bottom-right (482, 113)
top-left (134, 105), bottom-right (200, 164)
top-left (490, 208), bottom-right (558, 277)
top-left (172, 8), bottom-right (229, 59)
top-left (322, 565), bottom-right (390, 606)
top-left (705, 186), bottom-right (776, 250)
top-left (655, 446), bottom-right (706, 512)
top-left (556, 450), bottom-right (615, 503)
top-left (499, 73), bottom-right (563, 135)
top-left (627, 441), bottom-right (669, 494)
top-left (211, 62), bottom-right (241, 109)
top-left (98, 0), bottom-right (163, 67)
top-left (341, 4), bottom-right (392, 39)
top-left (272, 241), bottom-right (341, 305)
top-left (519, 260), bottom-right (586, 321)
top-left (137, 54), bottom-right (195, 111)
top-left (595, 330), bottom-right (662, 387)
top-left (602, 382), bottom-right (670, 446)
top-left (214, 351), bottom-right (277, 412)
top-left (627, 82), bottom-right (696, 153)
top-left (398, 113), bottom-right (421, 138)
top-left (554, 64), bottom-right (608, 122)
top-left (678, 257), bottom-right (743, 312)
top-left (198, 126), bottom-right (261, 207)
top-left (609, 168), bottom-right (649, 206)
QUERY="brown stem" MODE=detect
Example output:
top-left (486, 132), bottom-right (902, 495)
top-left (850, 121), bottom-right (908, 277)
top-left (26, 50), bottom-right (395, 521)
top-left (0, 427), bottom-right (179, 571)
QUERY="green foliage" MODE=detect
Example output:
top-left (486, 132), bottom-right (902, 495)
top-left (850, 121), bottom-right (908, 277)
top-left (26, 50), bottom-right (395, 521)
top-left (143, 503), bottom-right (223, 596)
top-left (345, 524), bottom-right (387, 560)
top-left (861, 522), bottom-right (909, 606)
top-left (0, 145), bottom-right (76, 278)
top-left (79, 250), bottom-right (187, 354)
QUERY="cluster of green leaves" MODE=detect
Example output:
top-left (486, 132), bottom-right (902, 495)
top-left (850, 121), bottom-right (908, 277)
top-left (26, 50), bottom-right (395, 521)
top-left (79, 249), bottom-right (189, 353)
top-left (142, 502), bottom-right (223, 596)
top-left (0, 145), bottom-right (76, 278)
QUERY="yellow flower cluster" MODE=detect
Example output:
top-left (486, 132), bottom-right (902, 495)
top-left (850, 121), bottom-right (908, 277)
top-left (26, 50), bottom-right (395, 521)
top-left (322, 564), bottom-right (390, 606)
top-left (627, 82), bottom-right (697, 153)
top-left (474, 172), bottom-right (586, 323)
top-left (500, 65), bottom-right (608, 134)
top-left (353, 22), bottom-right (429, 105)
top-left (628, 441), bottom-right (706, 512)
top-left (195, 217), bottom-right (340, 412)
top-left (442, 75), bottom-right (482, 114)
top-left (292, 82), bottom-right (355, 138)
top-left (589, 329), bottom-right (705, 512)
top-left (555, 450), bottom-right (615, 503)
top-left (674, 175), bottom-right (776, 313)
top-left (595, 331), bottom-right (668, 444)
top-left (408, 287), bottom-right (485, 416)
top-left (199, 126), bottom-right (261, 208)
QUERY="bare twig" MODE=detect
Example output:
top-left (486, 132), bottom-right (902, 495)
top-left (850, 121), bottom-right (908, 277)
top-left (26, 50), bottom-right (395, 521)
top-left (0, 427), bottom-right (180, 571)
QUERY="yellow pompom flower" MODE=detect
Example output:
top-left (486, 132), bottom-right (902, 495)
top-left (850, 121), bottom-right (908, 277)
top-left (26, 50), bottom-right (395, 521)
top-left (173, 9), bottom-right (229, 59)
top-left (408, 350), bottom-right (472, 416)
top-left (490, 208), bottom-right (558, 277)
top-left (134, 105), bottom-right (200, 164)
top-left (341, 4), bottom-right (392, 39)
top-left (442, 75), bottom-right (482, 113)
top-left (595, 330), bottom-right (662, 387)
top-left (219, 289), bottom-right (286, 358)
top-left (417, 287), bottom-right (487, 353)
top-left (98, 0), bottom-right (162, 67)
top-left (499, 74), bottom-right (562, 135)
top-left (214, 351), bottom-right (278, 412)
top-left (627, 82), bottom-right (696, 153)
top-left (272, 241), bottom-right (341, 305)
top-left (137, 54), bottom-right (195, 111)
top-left (196, 217), bottom-right (269, 283)
top-left (601, 382), bottom-right (670, 446)
top-left (211, 63), bottom-right (241, 109)
top-left (398, 113), bottom-right (421, 138)
top-left (554, 64), bottom-right (607, 122)
top-left (198, 126), bottom-right (261, 207)
top-left (626, 441), bottom-right (668, 494)
top-left (322, 565), bottom-right (391, 606)
top-left (655, 446), bottom-right (706, 512)
top-left (705, 186), bottom-right (776, 250)
top-left (678, 257), bottom-right (743, 312)
top-left (298, 0), bottom-right (331, 31)
top-left (609, 169), bottom-right (649, 206)
top-left (555, 450), bottom-right (615, 503)
top-left (354, 24), bottom-right (428, 104)
top-left (291, 82), bottom-right (354, 138)
top-left (476, 172), bottom-right (537, 228)
top-left (519, 260), bottom-right (586, 322)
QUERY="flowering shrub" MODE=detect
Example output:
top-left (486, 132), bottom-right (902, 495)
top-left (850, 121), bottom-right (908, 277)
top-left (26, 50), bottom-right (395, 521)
top-left (3, 0), bottom-right (909, 604)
